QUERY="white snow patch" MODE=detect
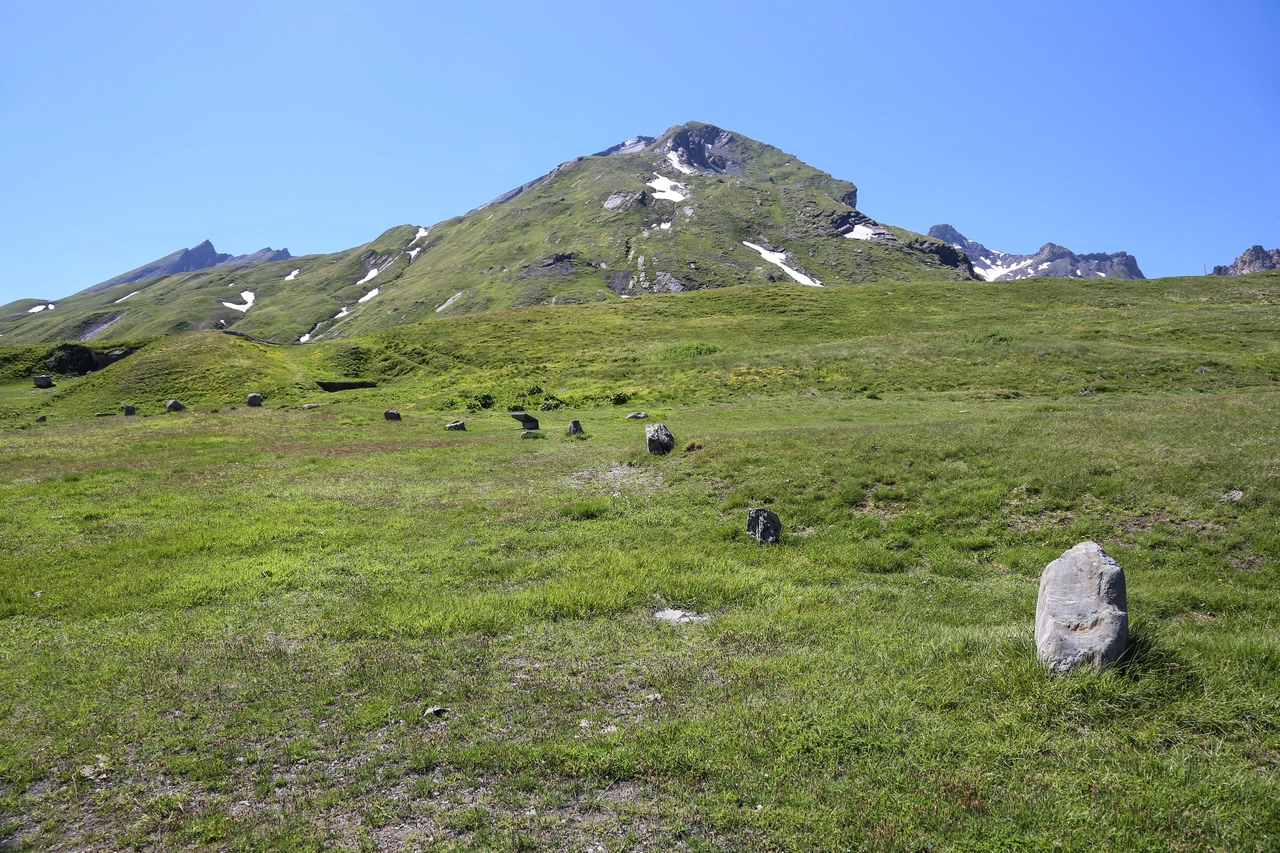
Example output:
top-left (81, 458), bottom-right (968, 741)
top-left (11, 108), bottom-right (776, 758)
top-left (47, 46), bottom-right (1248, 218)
top-left (358, 287), bottom-right (379, 303)
top-left (334, 306), bottom-right (351, 319)
top-left (221, 291), bottom-right (256, 312)
top-left (654, 608), bottom-right (709, 624)
top-left (844, 225), bottom-right (878, 241)
top-left (660, 221), bottom-right (672, 230)
top-left (113, 290), bottom-right (142, 304)
top-left (741, 241), bottom-right (823, 287)
top-left (284, 269), bottom-right (300, 281)
top-left (356, 267), bottom-right (379, 286)
top-left (1038, 262), bottom-right (1051, 270)
top-left (666, 151), bottom-right (696, 175)
top-left (435, 291), bottom-right (464, 313)
top-left (27, 304), bottom-right (47, 313)
top-left (975, 257), bottom-right (1036, 282)
top-left (647, 174), bottom-right (687, 202)
top-left (1096, 271), bottom-right (1107, 277)
top-left (409, 227), bottom-right (429, 246)
top-left (407, 248), bottom-right (421, 260)
top-left (47, 304), bottom-right (54, 310)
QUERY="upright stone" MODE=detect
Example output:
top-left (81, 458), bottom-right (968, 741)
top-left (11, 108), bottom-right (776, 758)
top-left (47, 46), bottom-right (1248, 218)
top-left (33, 375), bottom-right (52, 388)
top-left (746, 508), bottom-right (782, 543)
top-left (384, 409), bottom-right (402, 421)
top-left (165, 399), bottom-right (185, 412)
top-left (121, 404), bottom-right (136, 416)
top-left (444, 420), bottom-right (466, 431)
top-left (511, 412), bottom-right (539, 430)
top-left (567, 419), bottom-right (584, 435)
top-left (1035, 541), bottom-right (1129, 674)
top-left (646, 423), bottom-right (674, 455)
top-left (247, 393), bottom-right (263, 407)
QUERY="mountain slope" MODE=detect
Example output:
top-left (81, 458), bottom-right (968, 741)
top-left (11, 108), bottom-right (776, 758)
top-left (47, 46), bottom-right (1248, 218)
top-left (0, 123), bottom-right (974, 345)
top-left (928, 224), bottom-right (1144, 281)
top-left (78, 240), bottom-right (291, 296)
top-left (1212, 245), bottom-right (1280, 276)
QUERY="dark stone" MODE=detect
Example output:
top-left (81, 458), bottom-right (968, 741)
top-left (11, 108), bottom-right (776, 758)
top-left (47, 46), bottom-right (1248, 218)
top-left (384, 409), bottom-right (402, 421)
top-left (746, 508), bottom-right (782, 544)
top-left (247, 393), bottom-right (263, 407)
top-left (646, 423), bottom-right (674, 455)
top-left (567, 419), bottom-right (583, 435)
top-left (33, 375), bottom-right (52, 388)
top-left (316, 380), bottom-right (378, 392)
top-left (625, 411), bottom-right (648, 420)
top-left (1035, 542), bottom-right (1129, 674)
top-left (511, 412), bottom-right (539, 430)
top-left (165, 399), bottom-right (185, 412)
top-left (121, 404), bottom-right (136, 416)
top-left (35, 416), bottom-right (46, 423)
top-left (95, 412), bottom-right (116, 417)
top-left (445, 420), bottom-right (466, 431)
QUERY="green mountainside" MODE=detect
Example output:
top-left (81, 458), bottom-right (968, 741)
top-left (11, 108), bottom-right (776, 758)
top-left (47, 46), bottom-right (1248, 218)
top-left (0, 122), bottom-right (973, 346)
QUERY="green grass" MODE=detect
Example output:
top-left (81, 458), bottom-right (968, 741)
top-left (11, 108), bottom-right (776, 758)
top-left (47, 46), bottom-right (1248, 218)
top-left (1, 272), bottom-right (1278, 850)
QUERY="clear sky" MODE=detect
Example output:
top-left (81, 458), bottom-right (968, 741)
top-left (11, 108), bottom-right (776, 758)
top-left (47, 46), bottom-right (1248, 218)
top-left (2, 0), bottom-right (1277, 304)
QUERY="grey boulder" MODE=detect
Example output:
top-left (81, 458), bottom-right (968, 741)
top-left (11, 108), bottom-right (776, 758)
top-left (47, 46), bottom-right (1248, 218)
top-left (384, 409), bottom-right (402, 421)
top-left (567, 419), bottom-right (584, 435)
top-left (1035, 541), bottom-right (1129, 674)
top-left (33, 375), bottom-right (52, 388)
top-left (444, 420), bottom-right (466, 431)
top-left (646, 423), bottom-right (674, 455)
top-left (165, 399), bottom-right (185, 412)
top-left (746, 508), bottom-right (781, 543)
top-left (625, 411), bottom-right (648, 420)
top-left (247, 393), bottom-right (263, 407)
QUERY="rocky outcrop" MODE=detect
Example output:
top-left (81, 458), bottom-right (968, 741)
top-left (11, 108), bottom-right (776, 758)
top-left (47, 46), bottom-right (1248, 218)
top-left (1212, 245), bottom-right (1280, 276)
top-left (646, 423), bottom-right (674, 455)
top-left (928, 225), bottom-right (1144, 281)
top-left (1035, 542), bottom-right (1129, 673)
top-left (592, 136), bottom-right (656, 157)
top-left (654, 123), bottom-right (752, 176)
top-left (79, 241), bottom-right (290, 295)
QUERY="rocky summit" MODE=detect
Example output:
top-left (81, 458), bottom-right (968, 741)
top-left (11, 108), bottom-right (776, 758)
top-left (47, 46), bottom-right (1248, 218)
top-left (1211, 245), bottom-right (1280, 276)
top-left (928, 224), bottom-right (1144, 282)
top-left (0, 122), bottom-right (975, 345)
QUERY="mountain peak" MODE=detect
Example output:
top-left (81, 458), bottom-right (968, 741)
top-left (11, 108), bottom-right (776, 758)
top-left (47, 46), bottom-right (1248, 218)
top-left (928, 225), bottom-right (1144, 281)
top-left (1211, 244), bottom-right (1280, 276)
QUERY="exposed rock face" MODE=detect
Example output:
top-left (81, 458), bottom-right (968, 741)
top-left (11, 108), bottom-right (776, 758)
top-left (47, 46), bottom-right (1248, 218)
top-left (384, 409), bottom-right (401, 421)
top-left (746, 508), bottom-right (781, 543)
top-left (79, 240), bottom-right (291, 295)
top-left (165, 399), bottom-right (185, 412)
top-left (929, 225), bottom-right (1145, 281)
top-left (567, 419), bottom-right (583, 435)
top-left (646, 423), bottom-right (674, 455)
top-left (1035, 541), bottom-right (1129, 673)
top-left (33, 375), bottom-right (52, 388)
top-left (517, 254), bottom-right (576, 278)
top-left (511, 412), bottom-right (539, 430)
top-left (246, 393), bottom-right (263, 407)
top-left (592, 136), bottom-right (657, 157)
top-left (654, 123), bottom-right (752, 176)
top-left (603, 191), bottom-right (644, 211)
top-left (444, 420), bottom-right (466, 431)
top-left (1212, 245), bottom-right (1280, 276)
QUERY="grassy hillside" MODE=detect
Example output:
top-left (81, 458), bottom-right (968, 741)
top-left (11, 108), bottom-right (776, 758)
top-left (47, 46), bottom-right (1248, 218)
top-left (1, 270), bottom-right (1278, 850)
top-left (0, 123), bottom-right (973, 347)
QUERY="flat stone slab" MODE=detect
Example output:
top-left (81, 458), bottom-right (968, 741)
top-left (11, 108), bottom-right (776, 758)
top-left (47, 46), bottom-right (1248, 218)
top-left (646, 423), bottom-right (674, 455)
top-left (33, 375), bottom-right (53, 389)
top-left (1035, 541), bottom-right (1128, 674)
top-left (625, 411), bottom-right (648, 420)
top-left (444, 420), bottom-right (466, 431)
top-left (511, 412), bottom-right (540, 429)
top-left (165, 399), bottom-right (185, 412)
top-left (747, 508), bottom-right (781, 543)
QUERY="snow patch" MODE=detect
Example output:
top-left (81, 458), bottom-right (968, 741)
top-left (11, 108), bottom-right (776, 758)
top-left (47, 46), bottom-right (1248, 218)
top-left (284, 269), bottom-right (300, 281)
top-left (358, 288), bottom-right (379, 303)
top-left (666, 151), bottom-right (696, 175)
top-left (221, 291), bottom-right (256, 312)
top-left (113, 290), bottom-right (142, 304)
top-left (647, 174), bottom-right (687, 202)
top-left (407, 248), bottom-right (421, 260)
top-left (660, 221), bottom-right (672, 230)
top-left (844, 225), bottom-right (878, 241)
top-left (436, 291), bottom-right (464, 313)
top-left (1096, 271), bottom-right (1107, 277)
top-left (975, 257), bottom-right (1036, 282)
top-left (409, 227), bottom-right (429, 246)
top-left (1038, 262), bottom-right (1052, 270)
top-left (741, 242), bottom-right (823, 287)
top-left (27, 304), bottom-right (47, 313)
top-left (334, 306), bottom-right (351, 319)
top-left (356, 267), bottom-right (379, 286)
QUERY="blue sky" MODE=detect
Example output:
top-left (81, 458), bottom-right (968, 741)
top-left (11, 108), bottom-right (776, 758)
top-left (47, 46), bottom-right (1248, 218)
top-left (1, 0), bottom-right (1276, 304)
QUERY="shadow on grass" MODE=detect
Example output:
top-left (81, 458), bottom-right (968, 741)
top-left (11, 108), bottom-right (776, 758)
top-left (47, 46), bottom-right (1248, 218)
top-left (1115, 626), bottom-right (1200, 693)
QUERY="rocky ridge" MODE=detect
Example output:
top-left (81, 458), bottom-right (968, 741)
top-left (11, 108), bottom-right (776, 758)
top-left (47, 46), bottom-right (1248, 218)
top-left (928, 225), bottom-right (1144, 281)
top-left (1211, 245), bottom-right (1280, 276)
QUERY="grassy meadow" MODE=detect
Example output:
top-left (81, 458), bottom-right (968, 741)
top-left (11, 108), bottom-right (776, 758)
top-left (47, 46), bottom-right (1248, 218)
top-left (1, 272), bottom-right (1279, 851)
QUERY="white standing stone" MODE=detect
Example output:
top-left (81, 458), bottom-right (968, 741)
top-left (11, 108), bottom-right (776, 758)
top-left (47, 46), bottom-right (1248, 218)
top-left (1035, 541), bottom-right (1128, 674)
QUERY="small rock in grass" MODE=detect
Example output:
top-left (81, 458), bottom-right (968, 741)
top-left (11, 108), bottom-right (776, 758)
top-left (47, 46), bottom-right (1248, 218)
top-left (247, 393), bottom-right (263, 407)
top-left (121, 404), bottom-right (135, 416)
top-left (625, 411), bottom-right (648, 420)
top-left (33, 375), bottom-right (53, 389)
top-left (646, 423), bottom-right (674, 455)
top-left (1035, 541), bottom-right (1128, 674)
top-left (94, 412), bottom-right (115, 417)
top-left (35, 415), bottom-right (46, 423)
top-left (445, 420), bottom-right (466, 431)
top-left (165, 399), bottom-right (185, 412)
top-left (512, 412), bottom-right (539, 430)
top-left (384, 409), bottom-right (402, 421)
top-left (746, 508), bottom-right (782, 544)
top-left (1222, 489), bottom-right (1244, 502)
top-left (567, 419), bottom-right (584, 435)
top-left (302, 403), bottom-right (320, 410)
top-left (654, 608), bottom-right (709, 624)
